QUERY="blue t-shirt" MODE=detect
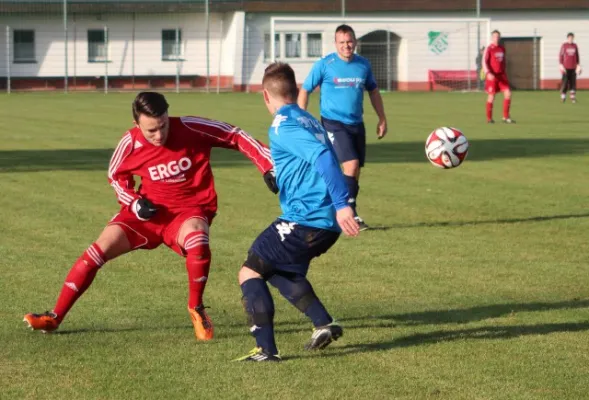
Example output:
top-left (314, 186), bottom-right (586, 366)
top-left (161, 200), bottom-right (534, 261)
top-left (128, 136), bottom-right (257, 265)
top-left (269, 104), bottom-right (341, 231)
top-left (302, 52), bottom-right (377, 125)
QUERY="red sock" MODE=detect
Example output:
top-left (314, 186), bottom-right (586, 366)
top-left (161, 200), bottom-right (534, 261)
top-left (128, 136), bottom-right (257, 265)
top-left (184, 231), bottom-right (211, 309)
top-left (503, 99), bottom-right (511, 119)
top-left (53, 243), bottom-right (106, 321)
top-left (486, 102), bottom-right (493, 121)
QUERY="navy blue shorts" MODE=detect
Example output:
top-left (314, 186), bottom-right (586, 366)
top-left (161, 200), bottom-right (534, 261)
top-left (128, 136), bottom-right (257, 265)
top-left (245, 219), bottom-right (340, 278)
top-left (321, 117), bottom-right (366, 167)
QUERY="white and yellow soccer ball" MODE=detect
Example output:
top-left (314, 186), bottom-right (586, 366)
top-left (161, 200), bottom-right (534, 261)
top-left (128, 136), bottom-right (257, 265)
top-left (425, 127), bottom-right (469, 169)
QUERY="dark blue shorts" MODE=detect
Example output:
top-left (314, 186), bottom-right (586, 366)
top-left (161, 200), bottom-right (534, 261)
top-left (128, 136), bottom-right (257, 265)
top-left (321, 117), bottom-right (366, 167)
top-left (245, 219), bottom-right (340, 278)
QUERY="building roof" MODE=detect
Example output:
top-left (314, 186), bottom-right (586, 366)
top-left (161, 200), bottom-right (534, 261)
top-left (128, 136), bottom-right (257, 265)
top-left (1, 0), bottom-right (587, 14)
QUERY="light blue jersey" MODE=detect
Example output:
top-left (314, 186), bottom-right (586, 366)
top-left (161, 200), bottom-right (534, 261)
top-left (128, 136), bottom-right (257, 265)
top-left (269, 104), bottom-right (342, 231)
top-left (302, 52), bottom-right (377, 125)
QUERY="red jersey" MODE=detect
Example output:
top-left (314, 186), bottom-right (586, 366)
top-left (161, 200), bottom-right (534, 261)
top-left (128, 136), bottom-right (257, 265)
top-left (483, 43), bottom-right (506, 76)
top-left (559, 42), bottom-right (580, 70)
top-left (108, 116), bottom-right (273, 212)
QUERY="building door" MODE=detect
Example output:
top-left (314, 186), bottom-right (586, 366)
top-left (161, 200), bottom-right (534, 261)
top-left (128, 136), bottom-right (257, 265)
top-left (357, 30), bottom-right (400, 91)
top-left (501, 37), bottom-right (540, 90)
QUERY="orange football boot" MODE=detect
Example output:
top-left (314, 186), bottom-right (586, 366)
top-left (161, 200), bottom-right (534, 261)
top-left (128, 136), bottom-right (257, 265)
top-left (188, 305), bottom-right (214, 340)
top-left (23, 311), bottom-right (60, 333)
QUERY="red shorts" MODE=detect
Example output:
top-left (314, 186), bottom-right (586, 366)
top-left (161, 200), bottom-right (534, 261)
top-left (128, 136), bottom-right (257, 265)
top-left (485, 74), bottom-right (510, 94)
top-left (108, 206), bottom-right (216, 256)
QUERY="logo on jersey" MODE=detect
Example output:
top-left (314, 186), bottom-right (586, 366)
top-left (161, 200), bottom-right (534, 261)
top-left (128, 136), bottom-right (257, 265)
top-left (297, 116), bottom-right (323, 132)
top-left (298, 116), bottom-right (330, 145)
top-left (566, 48), bottom-right (577, 56)
top-left (271, 114), bottom-right (288, 135)
top-left (148, 157), bottom-right (192, 181)
top-left (275, 221), bottom-right (297, 241)
top-left (327, 131), bottom-right (335, 144)
top-left (314, 133), bottom-right (327, 145)
top-left (494, 51), bottom-right (505, 62)
top-left (428, 31), bottom-right (449, 55)
top-left (333, 77), bottom-right (365, 89)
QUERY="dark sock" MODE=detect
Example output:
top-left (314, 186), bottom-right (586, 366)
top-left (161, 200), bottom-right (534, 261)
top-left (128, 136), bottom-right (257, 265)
top-left (269, 274), bottom-right (332, 327)
top-left (240, 278), bottom-right (278, 354)
top-left (343, 175), bottom-right (359, 215)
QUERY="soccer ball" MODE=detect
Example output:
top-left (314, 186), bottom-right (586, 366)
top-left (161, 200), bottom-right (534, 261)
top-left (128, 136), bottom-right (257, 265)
top-left (425, 127), bottom-right (469, 169)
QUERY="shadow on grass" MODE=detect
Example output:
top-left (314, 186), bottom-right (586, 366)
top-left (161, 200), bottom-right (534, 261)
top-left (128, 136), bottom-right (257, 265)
top-left (2, 138), bottom-right (588, 172)
top-left (369, 212), bottom-right (589, 231)
top-left (267, 298), bottom-right (589, 332)
top-left (49, 298), bottom-right (589, 332)
top-left (54, 327), bottom-right (147, 335)
top-left (216, 299), bottom-right (589, 339)
top-left (48, 298), bottom-right (589, 356)
top-left (291, 321), bottom-right (589, 360)
top-left (0, 148), bottom-right (269, 173)
top-left (339, 298), bottom-right (589, 326)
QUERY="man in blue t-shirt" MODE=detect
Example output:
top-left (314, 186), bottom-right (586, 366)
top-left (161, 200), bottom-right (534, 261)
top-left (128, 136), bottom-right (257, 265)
top-left (298, 24), bottom-right (388, 231)
top-left (235, 62), bottom-right (360, 362)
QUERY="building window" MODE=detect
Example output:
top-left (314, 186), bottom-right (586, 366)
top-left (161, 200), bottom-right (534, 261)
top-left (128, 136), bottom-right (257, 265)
top-left (88, 29), bottom-right (108, 62)
top-left (285, 33), bottom-right (301, 58)
top-left (13, 30), bottom-right (36, 63)
top-left (264, 33), bottom-right (280, 60)
top-left (307, 33), bottom-right (322, 58)
top-left (162, 29), bottom-right (183, 61)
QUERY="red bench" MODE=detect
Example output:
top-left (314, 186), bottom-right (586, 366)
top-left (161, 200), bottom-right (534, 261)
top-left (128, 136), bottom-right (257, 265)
top-left (428, 70), bottom-right (479, 91)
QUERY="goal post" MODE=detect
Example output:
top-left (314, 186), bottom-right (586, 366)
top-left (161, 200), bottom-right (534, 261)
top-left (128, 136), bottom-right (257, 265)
top-left (270, 17), bottom-right (492, 92)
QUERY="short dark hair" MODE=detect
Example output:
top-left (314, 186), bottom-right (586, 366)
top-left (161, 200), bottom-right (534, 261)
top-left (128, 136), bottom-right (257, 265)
top-left (262, 62), bottom-right (298, 101)
top-left (567, 32), bottom-right (575, 38)
top-left (335, 24), bottom-right (356, 39)
top-left (492, 30), bottom-right (501, 36)
top-left (132, 91), bottom-right (169, 122)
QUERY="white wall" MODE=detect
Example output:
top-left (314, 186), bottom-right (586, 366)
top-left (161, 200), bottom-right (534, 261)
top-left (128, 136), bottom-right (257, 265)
top-left (244, 10), bottom-right (589, 87)
top-left (227, 11), bottom-right (244, 83)
top-left (0, 12), bottom-right (241, 79)
top-left (2, 9), bottom-right (586, 88)
top-left (245, 14), bottom-right (489, 85)
top-left (486, 11), bottom-right (588, 81)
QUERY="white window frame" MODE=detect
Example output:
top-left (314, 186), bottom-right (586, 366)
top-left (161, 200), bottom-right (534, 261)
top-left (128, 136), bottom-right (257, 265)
top-left (306, 32), bottom-right (323, 58)
top-left (13, 29), bottom-right (36, 64)
top-left (87, 29), bottom-right (109, 63)
top-left (264, 32), bottom-right (323, 62)
top-left (284, 32), bottom-right (302, 60)
top-left (162, 29), bottom-right (184, 61)
top-left (264, 32), bottom-right (280, 61)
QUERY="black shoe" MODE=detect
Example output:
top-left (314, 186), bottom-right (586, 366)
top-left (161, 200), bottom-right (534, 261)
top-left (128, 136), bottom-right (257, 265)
top-left (234, 347), bottom-right (282, 362)
top-left (304, 322), bottom-right (343, 350)
top-left (502, 118), bottom-right (516, 124)
top-left (487, 119), bottom-right (495, 124)
top-left (354, 216), bottom-right (369, 231)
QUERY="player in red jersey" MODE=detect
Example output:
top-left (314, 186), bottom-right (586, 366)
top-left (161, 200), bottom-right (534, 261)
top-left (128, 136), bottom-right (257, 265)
top-left (559, 32), bottom-right (582, 104)
top-left (483, 30), bottom-right (515, 124)
top-left (23, 92), bottom-right (277, 340)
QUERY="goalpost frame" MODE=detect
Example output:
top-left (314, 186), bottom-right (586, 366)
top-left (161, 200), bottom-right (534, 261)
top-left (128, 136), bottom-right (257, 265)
top-left (270, 16), bottom-right (492, 66)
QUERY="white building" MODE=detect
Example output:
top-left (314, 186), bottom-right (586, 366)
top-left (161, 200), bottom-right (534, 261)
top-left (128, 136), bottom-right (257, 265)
top-left (0, 0), bottom-right (587, 91)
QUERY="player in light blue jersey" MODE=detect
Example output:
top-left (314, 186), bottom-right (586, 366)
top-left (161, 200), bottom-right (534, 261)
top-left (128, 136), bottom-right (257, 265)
top-left (298, 24), bottom-right (388, 230)
top-left (235, 62), bottom-right (359, 362)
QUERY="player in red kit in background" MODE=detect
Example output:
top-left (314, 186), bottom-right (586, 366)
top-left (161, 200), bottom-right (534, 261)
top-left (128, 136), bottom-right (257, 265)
top-left (483, 30), bottom-right (515, 124)
top-left (23, 92), bottom-right (277, 340)
top-left (559, 32), bottom-right (582, 104)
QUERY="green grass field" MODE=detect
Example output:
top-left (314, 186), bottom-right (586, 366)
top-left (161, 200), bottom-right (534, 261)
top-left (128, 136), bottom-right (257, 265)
top-left (1, 91), bottom-right (589, 399)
